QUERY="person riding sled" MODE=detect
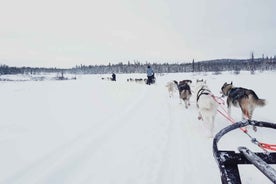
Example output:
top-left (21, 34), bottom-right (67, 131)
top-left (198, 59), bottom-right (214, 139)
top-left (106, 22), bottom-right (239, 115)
top-left (111, 73), bottom-right (116, 81)
top-left (146, 65), bottom-right (155, 85)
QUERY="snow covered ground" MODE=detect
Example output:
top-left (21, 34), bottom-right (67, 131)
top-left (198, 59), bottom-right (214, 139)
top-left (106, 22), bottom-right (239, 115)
top-left (0, 71), bottom-right (275, 184)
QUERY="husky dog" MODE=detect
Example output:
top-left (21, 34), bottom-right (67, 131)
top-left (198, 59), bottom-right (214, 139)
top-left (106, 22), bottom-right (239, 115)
top-left (166, 80), bottom-right (178, 97)
top-left (177, 80), bottom-right (192, 108)
top-left (195, 80), bottom-right (218, 137)
top-left (221, 82), bottom-right (266, 122)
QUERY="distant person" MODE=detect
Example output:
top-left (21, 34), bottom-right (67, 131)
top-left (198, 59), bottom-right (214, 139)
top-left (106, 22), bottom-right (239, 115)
top-left (146, 65), bottom-right (154, 85)
top-left (111, 73), bottom-right (116, 81)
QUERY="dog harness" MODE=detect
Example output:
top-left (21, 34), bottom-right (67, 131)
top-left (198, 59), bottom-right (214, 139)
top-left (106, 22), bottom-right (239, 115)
top-left (228, 87), bottom-right (259, 104)
top-left (196, 87), bottom-right (211, 103)
top-left (178, 83), bottom-right (191, 92)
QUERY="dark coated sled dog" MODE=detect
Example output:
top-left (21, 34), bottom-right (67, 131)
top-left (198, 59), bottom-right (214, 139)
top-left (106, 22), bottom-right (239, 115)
top-left (177, 80), bottom-right (192, 108)
top-left (221, 82), bottom-right (266, 123)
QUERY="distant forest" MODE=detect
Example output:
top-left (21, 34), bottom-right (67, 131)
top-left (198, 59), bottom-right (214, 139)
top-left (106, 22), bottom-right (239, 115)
top-left (1, 55), bottom-right (276, 75)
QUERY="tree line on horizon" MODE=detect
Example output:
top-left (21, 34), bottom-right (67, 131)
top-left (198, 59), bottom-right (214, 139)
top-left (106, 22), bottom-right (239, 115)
top-left (1, 56), bottom-right (276, 75)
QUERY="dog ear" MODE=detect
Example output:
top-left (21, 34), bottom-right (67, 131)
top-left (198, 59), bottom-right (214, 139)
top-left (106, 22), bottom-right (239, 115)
top-left (231, 81), bottom-right (233, 85)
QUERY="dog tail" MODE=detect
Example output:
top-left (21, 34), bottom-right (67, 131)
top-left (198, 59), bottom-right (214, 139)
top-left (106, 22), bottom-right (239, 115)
top-left (250, 90), bottom-right (266, 107)
top-left (256, 99), bottom-right (266, 107)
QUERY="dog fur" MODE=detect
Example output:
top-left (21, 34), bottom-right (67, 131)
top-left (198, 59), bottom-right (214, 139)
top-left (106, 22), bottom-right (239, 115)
top-left (179, 80), bottom-right (192, 85)
top-left (166, 80), bottom-right (178, 97)
top-left (195, 80), bottom-right (218, 137)
top-left (177, 80), bottom-right (192, 108)
top-left (221, 82), bottom-right (266, 121)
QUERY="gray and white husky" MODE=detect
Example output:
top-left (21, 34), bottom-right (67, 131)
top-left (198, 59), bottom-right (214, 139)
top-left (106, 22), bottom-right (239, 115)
top-left (177, 80), bottom-right (192, 108)
top-left (221, 82), bottom-right (266, 121)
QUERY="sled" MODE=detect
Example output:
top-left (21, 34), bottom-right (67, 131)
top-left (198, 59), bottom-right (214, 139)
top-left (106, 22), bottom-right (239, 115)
top-left (213, 120), bottom-right (276, 184)
top-left (146, 76), bottom-right (156, 85)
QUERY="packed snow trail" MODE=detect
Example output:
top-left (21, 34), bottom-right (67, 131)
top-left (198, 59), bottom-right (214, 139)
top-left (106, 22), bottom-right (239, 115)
top-left (156, 87), bottom-right (220, 184)
top-left (1, 73), bottom-right (275, 184)
top-left (0, 80), bottom-right (219, 184)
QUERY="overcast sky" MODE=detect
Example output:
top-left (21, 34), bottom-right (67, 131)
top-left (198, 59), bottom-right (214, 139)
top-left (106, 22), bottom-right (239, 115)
top-left (0, 0), bottom-right (275, 68)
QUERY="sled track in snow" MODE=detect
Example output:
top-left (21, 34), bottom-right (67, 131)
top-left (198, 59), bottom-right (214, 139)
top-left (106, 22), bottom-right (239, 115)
top-left (1, 86), bottom-right (150, 184)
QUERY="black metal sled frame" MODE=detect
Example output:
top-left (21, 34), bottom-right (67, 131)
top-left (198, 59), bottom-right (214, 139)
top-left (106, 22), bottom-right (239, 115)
top-left (213, 120), bottom-right (276, 184)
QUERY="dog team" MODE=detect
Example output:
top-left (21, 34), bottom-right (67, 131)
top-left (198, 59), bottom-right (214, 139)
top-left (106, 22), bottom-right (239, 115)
top-left (166, 79), bottom-right (266, 137)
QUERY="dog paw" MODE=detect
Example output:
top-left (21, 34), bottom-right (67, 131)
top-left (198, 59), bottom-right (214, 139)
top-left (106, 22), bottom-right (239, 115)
top-left (253, 126), bottom-right (257, 132)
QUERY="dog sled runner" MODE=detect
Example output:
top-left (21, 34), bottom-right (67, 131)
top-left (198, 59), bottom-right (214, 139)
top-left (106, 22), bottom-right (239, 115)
top-left (213, 120), bottom-right (276, 184)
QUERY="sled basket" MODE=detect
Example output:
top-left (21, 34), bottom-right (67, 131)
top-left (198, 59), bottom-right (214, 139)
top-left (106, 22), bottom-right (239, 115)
top-left (213, 120), bottom-right (276, 184)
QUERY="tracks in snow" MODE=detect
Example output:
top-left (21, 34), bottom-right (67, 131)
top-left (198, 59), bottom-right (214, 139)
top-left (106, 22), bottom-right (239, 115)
top-left (2, 84), bottom-right (220, 184)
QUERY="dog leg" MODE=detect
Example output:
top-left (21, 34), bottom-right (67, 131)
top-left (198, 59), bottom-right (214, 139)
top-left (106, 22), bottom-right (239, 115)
top-left (248, 109), bottom-right (257, 132)
top-left (185, 100), bottom-right (188, 109)
top-left (198, 112), bottom-right (203, 120)
top-left (202, 115), bottom-right (214, 138)
top-left (241, 107), bottom-right (249, 120)
top-left (240, 101), bottom-right (250, 119)
top-left (240, 107), bottom-right (258, 131)
top-left (248, 105), bottom-right (254, 120)
top-left (227, 99), bottom-right (232, 115)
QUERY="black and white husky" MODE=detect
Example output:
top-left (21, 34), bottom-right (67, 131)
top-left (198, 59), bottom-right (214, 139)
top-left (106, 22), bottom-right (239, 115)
top-left (177, 80), bottom-right (192, 108)
top-left (195, 80), bottom-right (218, 137)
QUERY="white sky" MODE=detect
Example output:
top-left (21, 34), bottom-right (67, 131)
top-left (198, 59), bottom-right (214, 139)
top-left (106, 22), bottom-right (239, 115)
top-left (0, 0), bottom-right (275, 68)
